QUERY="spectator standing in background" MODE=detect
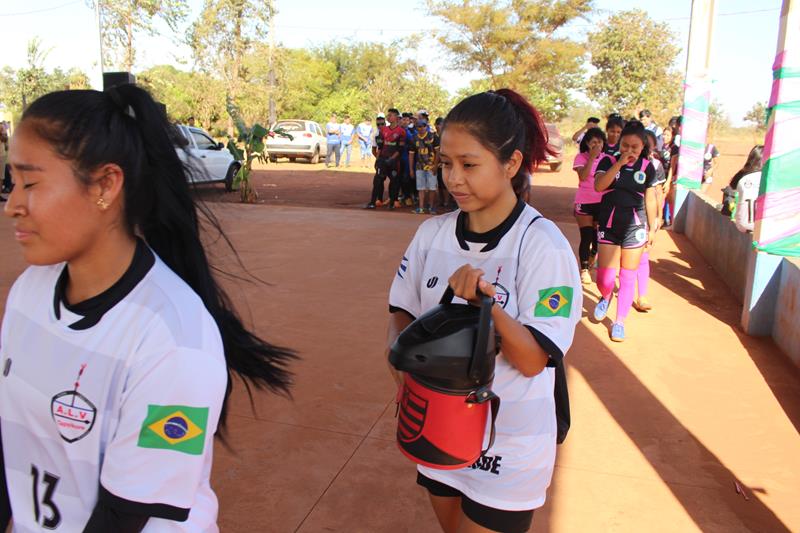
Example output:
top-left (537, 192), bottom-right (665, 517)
top-left (340, 116), bottom-right (355, 167)
top-left (325, 113), bottom-right (342, 168)
top-left (400, 113), bottom-right (416, 207)
top-left (701, 142), bottom-right (720, 193)
top-left (409, 117), bottom-right (440, 214)
top-left (721, 145), bottom-right (764, 232)
top-left (639, 110), bottom-right (663, 150)
top-left (356, 117), bottom-right (374, 167)
top-left (572, 116), bottom-right (601, 144)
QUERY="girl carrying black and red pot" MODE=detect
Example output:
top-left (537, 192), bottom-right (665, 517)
top-left (386, 89), bottom-right (581, 533)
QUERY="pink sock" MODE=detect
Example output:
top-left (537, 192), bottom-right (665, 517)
top-left (617, 268), bottom-right (637, 322)
top-left (597, 267), bottom-right (617, 300)
top-left (637, 252), bottom-right (650, 298)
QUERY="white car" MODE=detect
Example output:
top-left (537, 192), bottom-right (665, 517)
top-left (175, 124), bottom-right (241, 191)
top-left (265, 119), bottom-right (328, 164)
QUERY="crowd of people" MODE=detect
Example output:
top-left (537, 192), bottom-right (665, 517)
top-left (323, 109), bottom-right (453, 214)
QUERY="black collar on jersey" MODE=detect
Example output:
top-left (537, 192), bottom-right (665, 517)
top-left (455, 198), bottom-right (526, 252)
top-left (53, 239), bottom-right (155, 331)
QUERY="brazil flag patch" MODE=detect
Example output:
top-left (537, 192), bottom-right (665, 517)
top-left (137, 405), bottom-right (209, 455)
top-left (534, 286), bottom-right (573, 318)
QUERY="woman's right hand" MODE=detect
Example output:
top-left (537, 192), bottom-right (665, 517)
top-left (617, 149), bottom-right (637, 166)
top-left (589, 144), bottom-right (602, 159)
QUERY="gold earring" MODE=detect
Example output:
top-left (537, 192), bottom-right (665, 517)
top-left (97, 198), bottom-right (109, 211)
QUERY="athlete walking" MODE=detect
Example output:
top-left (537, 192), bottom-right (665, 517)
top-left (0, 86), bottom-right (294, 531)
top-left (592, 121), bottom-right (659, 342)
top-left (387, 89), bottom-right (580, 533)
top-left (572, 127), bottom-right (611, 284)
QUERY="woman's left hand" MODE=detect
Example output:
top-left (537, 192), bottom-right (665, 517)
top-left (449, 264), bottom-right (496, 306)
top-left (648, 229), bottom-right (657, 248)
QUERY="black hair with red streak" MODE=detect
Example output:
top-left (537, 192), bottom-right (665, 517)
top-left (441, 89), bottom-right (555, 197)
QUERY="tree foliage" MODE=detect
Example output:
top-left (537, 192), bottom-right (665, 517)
top-left (587, 9), bottom-right (682, 121)
top-left (93, 0), bottom-right (188, 71)
top-left (274, 42), bottom-right (451, 124)
top-left (138, 65), bottom-right (226, 131)
top-left (427, 0), bottom-right (593, 120)
top-left (744, 101), bottom-right (768, 132)
top-left (0, 39), bottom-right (90, 121)
top-left (189, 0), bottom-right (274, 96)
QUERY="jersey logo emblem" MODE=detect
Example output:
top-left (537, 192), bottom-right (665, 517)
top-left (492, 267), bottom-right (509, 308)
top-left (634, 228), bottom-right (648, 243)
top-left (137, 405), bottom-right (209, 455)
top-left (397, 255), bottom-right (409, 279)
top-left (426, 276), bottom-right (439, 289)
top-left (397, 386), bottom-right (427, 442)
top-left (634, 170), bottom-right (647, 184)
top-left (51, 364), bottom-right (96, 443)
top-left (535, 286), bottom-right (573, 318)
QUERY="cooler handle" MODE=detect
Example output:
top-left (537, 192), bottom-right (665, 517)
top-left (469, 291), bottom-right (494, 383)
top-left (467, 387), bottom-right (501, 455)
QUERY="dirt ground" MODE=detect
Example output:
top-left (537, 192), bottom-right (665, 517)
top-left (0, 138), bottom-right (797, 532)
top-left (194, 135), bottom-right (757, 210)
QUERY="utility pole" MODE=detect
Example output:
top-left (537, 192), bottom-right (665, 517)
top-left (95, 1), bottom-right (106, 74)
top-left (268, 0), bottom-right (277, 126)
top-left (673, 0), bottom-right (717, 232)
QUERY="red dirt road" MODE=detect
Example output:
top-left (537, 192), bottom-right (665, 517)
top-left (0, 160), bottom-right (797, 532)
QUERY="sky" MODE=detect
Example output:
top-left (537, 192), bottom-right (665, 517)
top-left (0, 0), bottom-right (783, 125)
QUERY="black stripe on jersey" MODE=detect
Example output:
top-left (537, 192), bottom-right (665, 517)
top-left (0, 424), bottom-right (11, 530)
top-left (53, 239), bottom-right (155, 330)
top-left (455, 199), bottom-right (526, 252)
top-left (98, 485), bottom-right (190, 522)
top-left (389, 305), bottom-right (416, 319)
top-left (524, 326), bottom-right (564, 367)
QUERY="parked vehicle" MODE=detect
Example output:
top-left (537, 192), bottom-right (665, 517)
top-left (545, 123), bottom-right (565, 172)
top-left (265, 119), bottom-right (327, 164)
top-left (175, 124), bottom-right (240, 191)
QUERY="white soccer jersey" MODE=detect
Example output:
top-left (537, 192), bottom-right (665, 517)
top-left (735, 171), bottom-right (762, 233)
top-left (389, 201), bottom-right (581, 510)
top-left (0, 241), bottom-right (227, 532)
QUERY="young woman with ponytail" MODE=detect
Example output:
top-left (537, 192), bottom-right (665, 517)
top-left (388, 89), bottom-right (581, 533)
top-left (572, 127), bottom-right (612, 284)
top-left (0, 85), bottom-right (294, 532)
top-left (592, 120), bottom-right (660, 342)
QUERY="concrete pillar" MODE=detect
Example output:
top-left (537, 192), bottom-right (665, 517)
top-left (673, 0), bottom-right (717, 233)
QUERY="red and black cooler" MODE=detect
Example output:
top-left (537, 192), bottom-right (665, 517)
top-left (389, 287), bottom-right (499, 470)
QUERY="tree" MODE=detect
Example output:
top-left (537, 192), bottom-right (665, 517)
top-left (273, 42), bottom-right (451, 124)
top-left (587, 9), bottom-right (682, 121)
top-left (744, 101), bottom-right (768, 132)
top-left (708, 99), bottom-right (730, 135)
top-left (427, 0), bottom-right (593, 120)
top-left (138, 65), bottom-right (226, 131)
top-left (94, 0), bottom-right (188, 71)
top-left (189, 0), bottom-right (273, 98)
top-left (0, 39), bottom-right (91, 118)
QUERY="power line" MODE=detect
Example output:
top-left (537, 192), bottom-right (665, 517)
top-left (0, 0), bottom-right (81, 17)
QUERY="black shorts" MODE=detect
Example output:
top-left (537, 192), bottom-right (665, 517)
top-left (417, 473), bottom-right (534, 533)
top-left (574, 202), bottom-right (601, 218)
top-left (597, 206), bottom-right (648, 249)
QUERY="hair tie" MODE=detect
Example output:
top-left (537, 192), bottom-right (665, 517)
top-left (106, 89), bottom-right (136, 119)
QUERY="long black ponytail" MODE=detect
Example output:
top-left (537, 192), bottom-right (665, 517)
top-left (22, 85), bottom-right (295, 430)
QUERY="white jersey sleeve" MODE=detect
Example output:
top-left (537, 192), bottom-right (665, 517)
top-left (389, 218), bottom-right (442, 317)
top-left (514, 219), bottom-right (582, 362)
top-left (735, 172), bottom-right (762, 233)
top-left (99, 334), bottom-right (226, 519)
